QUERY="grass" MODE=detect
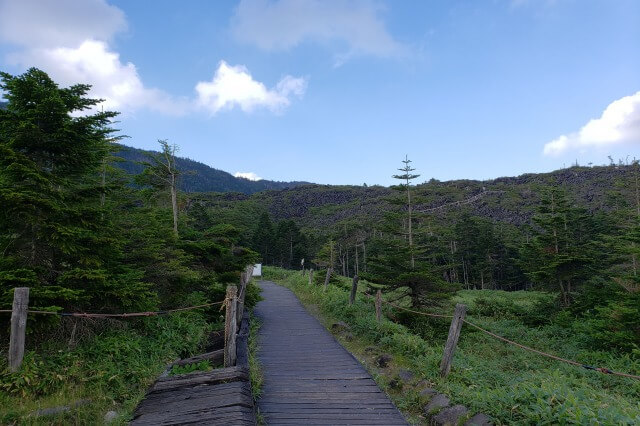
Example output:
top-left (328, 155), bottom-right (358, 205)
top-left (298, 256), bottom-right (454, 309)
top-left (249, 314), bottom-right (265, 425)
top-left (169, 360), bottom-right (214, 376)
top-left (264, 266), bottom-right (640, 425)
top-left (0, 304), bottom-right (219, 424)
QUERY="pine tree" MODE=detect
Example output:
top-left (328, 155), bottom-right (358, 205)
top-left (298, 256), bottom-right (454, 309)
top-left (392, 155), bottom-right (420, 268)
top-left (363, 157), bottom-right (453, 307)
top-left (251, 212), bottom-right (275, 264)
top-left (0, 68), bottom-right (122, 309)
top-left (520, 188), bottom-right (598, 305)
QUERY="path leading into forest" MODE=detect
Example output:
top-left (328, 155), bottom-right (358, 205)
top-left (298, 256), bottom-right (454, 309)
top-left (254, 280), bottom-right (407, 425)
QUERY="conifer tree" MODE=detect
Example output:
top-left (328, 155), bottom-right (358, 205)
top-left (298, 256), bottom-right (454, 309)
top-left (392, 155), bottom-right (420, 268)
top-left (0, 68), bottom-right (123, 309)
top-left (251, 212), bottom-right (275, 264)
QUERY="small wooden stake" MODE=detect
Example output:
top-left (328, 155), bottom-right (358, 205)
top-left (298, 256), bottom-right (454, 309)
top-left (9, 287), bottom-right (29, 372)
top-left (308, 269), bottom-right (313, 285)
top-left (349, 275), bottom-right (359, 305)
top-left (323, 267), bottom-right (332, 291)
top-left (224, 286), bottom-right (238, 367)
top-left (375, 290), bottom-right (382, 322)
top-left (439, 303), bottom-right (466, 378)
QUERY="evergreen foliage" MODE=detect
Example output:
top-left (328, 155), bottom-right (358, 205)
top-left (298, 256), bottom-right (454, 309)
top-left (0, 68), bottom-right (256, 317)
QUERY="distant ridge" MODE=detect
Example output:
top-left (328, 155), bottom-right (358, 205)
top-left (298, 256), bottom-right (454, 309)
top-left (113, 144), bottom-right (311, 194)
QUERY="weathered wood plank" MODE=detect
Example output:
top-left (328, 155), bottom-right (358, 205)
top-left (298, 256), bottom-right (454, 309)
top-left (151, 366), bottom-right (248, 392)
top-left (169, 349), bottom-right (223, 367)
top-left (254, 280), bottom-right (407, 425)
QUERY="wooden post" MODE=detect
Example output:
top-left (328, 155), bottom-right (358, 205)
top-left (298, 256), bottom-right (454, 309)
top-left (349, 275), bottom-right (359, 305)
top-left (224, 286), bottom-right (238, 367)
top-left (323, 267), bottom-right (332, 291)
top-left (236, 271), bottom-right (247, 331)
top-left (308, 269), bottom-right (313, 285)
top-left (375, 290), bottom-right (382, 322)
top-left (9, 287), bottom-right (29, 372)
top-left (439, 303), bottom-right (466, 378)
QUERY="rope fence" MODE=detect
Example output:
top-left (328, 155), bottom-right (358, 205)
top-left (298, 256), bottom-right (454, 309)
top-left (4, 264), bottom-right (256, 372)
top-left (0, 301), bottom-right (225, 318)
top-left (364, 291), bottom-right (640, 381)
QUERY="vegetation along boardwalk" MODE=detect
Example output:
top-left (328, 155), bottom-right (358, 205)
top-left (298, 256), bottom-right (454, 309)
top-left (255, 280), bottom-right (407, 425)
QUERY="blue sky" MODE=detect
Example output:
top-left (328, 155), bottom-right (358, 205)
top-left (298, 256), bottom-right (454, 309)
top-left (1, 0), bottom-right (638, 185)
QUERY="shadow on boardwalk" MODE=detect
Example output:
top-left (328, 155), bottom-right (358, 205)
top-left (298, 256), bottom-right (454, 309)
top-left (255, 280), bottom-right (407, 425)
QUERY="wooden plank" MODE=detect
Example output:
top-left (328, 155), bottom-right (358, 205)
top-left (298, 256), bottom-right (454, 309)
top-left (169, 349), bottom-right (223, 367)
top-left (151, 366), bottom-right (248, 392)
top-left (9, 287), bottom-right (29, 372)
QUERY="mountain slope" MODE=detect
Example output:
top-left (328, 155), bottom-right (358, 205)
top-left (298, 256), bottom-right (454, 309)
top-left (113, 145), bottom-right (310, 194)
top-left (203, 164), bottom-right (639, 233)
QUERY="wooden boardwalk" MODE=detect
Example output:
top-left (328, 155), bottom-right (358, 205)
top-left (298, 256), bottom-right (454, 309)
top-left (130, 366), bottom-right (255, 425)
top-left (130, 310), bottom-right (256, 425)
top-left (255, 280), bottom-right (407, 425)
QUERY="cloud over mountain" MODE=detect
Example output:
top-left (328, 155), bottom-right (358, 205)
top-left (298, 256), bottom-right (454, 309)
top-left (195, 61), bottom-right (306, 115)
top-left (544, 91), bottom-right (640, 156)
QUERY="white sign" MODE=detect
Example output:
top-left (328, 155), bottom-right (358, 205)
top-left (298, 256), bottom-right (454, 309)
top-left (252, 263), bottom-right (262, 277)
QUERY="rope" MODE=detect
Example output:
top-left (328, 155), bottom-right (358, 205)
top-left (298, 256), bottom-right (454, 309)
top-left (362, 291), bottom-right (453, 319)
top-left (0, 301), bottom-right (224, 318)
top-left (384, 299), bottom-right (454, 319)
top-left (462, 319), bottom-right (640, 381)
top-left (362, 292), bottom-right (640, 381)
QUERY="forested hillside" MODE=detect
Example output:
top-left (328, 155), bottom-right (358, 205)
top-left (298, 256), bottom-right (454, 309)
top-left (194, 159), bottom-right (639, 353)
top-left (114, 145), bottom-right (310, 194)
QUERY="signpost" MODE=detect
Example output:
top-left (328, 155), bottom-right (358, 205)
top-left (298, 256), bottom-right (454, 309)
top-left (252, 263), bottom-right (262, 278)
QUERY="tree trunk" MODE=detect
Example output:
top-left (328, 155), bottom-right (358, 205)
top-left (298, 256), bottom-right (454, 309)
top-left (355, 243), bottom-right (359, 276)
top-left (100, 158), bottom-right (106, 208)
top-left (407, 183), bottom-right (415, 269)
top-left (363, 241), bottom-right (367, 273)
top-left (559, 280), bottom-right (568, 306)
top-left (171, 173), bottom-right (178, 237)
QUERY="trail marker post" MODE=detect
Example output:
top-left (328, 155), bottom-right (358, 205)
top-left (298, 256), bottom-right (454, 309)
top-left (323, 267), bottom-right (332, 292)
top-left (440, 303), bottom-right (467, 378)
top-left (224, 286), bottom-right (238, 367)
top-left (349, 275), bottom-right (359, 305)
top-left (9, 287), bottom-right (29, 372)
top-left (375, 290), bottom-right (382, 322)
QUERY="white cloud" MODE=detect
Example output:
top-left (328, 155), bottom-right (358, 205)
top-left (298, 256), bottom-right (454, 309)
top-left (1, 0), bottom-right (305, 117)
top-left (8, 40), bottom-right (185, 115)
top-left (231, 0), bottom-right (406, 61)
top-left (234, 172), bottom-right (263, 181)
top-left (195, 61), bottom-right (306, 114)
top-left (0, 0), bottom-right (126, 48)
top-left (543, 91), bottom-right (640, 156)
